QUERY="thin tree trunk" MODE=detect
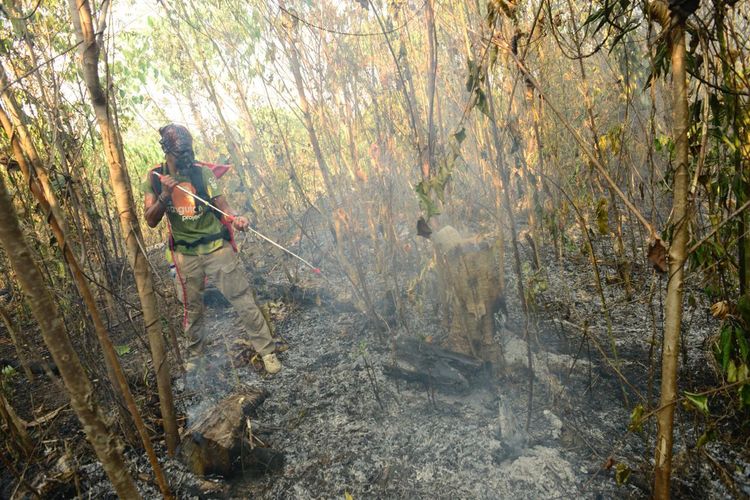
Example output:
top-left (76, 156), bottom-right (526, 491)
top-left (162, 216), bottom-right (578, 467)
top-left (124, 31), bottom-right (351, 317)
top-left (0, 388), bottom-right (32, 457)
top-left (0, 66), bottom-right (69, 238)
top-left (486, 69), bottom-right (534, 431)
top-left (0, 102), bottom-right (138, 444)
top-left (424, 0), bottom-right (438, 179)
top-left (281, 24), bottom-right (337, 203)
top-left (0, 303), bottom-right (33, 380)
top-left (67, 0), bottom-right (179, 457)
top-left (0, 99), bottom-right (174, 496)
top-left (564, 0), bottom-right (631, 295)
top-left (369, 0), bottom-right (422, 157)
top-left (0, 173), bottom-right (140, 499)
top-left (653, 15), bottom-right (691, 500)
top-left (715, 4), bottom-right (750, 296)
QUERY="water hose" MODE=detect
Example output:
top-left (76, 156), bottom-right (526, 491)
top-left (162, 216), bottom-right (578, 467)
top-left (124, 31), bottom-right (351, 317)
top-left (152, 171), bottom-right (321, 274)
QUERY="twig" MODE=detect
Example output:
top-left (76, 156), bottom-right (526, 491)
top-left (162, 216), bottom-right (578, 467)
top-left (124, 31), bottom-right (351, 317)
top-left (362, 354), bottom-right (385, 412)
top-left (559, 319), bottom-right (644, 401)
top-left (688, 199), bottom-right (750, 254)
top-left (277, 0), bottom-right (428, 38)
top-left (0, 0), bottom-right (43, 20)
top-left (493, 37), bottom-right (658, 240)
top-left (0, 40), bottom-right (89, 94)
top-left (702, 449), bottom-right (742, 496)
top-left (1, 452), bottom-right (40, 500)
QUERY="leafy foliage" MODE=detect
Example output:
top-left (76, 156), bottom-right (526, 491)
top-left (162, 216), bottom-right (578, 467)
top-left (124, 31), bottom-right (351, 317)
top-left (465, 57), bottom-right (490, 118)
top-left (414, 155), bottom-right (454, 219)
top-left (711, 296), bottom-right (750, 407)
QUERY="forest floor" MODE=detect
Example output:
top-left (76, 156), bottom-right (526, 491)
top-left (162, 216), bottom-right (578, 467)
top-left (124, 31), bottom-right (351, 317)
top-left (2, 225), bottom-right (749, 499)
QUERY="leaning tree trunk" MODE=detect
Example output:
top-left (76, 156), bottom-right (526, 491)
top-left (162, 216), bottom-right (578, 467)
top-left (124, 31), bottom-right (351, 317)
top-left (67, 0), bottom-right (178, 455)
top-left (279, 9), bottom-right (336, 204)
top-left (653, 5), bottom-right (691, 498)
top-left (0, 101), bottom-right (137, 443)
top-left (0, 390), bottom-right (32, 459)
top-left (0, 173), bottom-right (140, 499)
top-left (0, 100), bottom-right (173, 498)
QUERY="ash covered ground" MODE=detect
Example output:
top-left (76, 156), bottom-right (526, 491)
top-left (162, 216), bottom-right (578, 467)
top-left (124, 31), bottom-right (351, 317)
top-left (71, 233), bottom-right (748, 499)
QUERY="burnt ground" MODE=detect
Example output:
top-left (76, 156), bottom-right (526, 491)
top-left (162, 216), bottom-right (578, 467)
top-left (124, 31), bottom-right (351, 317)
top-left (2, 227), bottom-right (750, 499)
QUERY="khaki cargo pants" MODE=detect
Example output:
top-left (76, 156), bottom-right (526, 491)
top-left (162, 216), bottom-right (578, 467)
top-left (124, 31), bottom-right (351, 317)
top-left (174, 242), bottom-right (275, 357)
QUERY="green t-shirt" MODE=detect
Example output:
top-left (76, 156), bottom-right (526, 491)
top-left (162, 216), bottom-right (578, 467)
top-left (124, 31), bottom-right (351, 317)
top-left (142, 165), bottom-right (225, 255)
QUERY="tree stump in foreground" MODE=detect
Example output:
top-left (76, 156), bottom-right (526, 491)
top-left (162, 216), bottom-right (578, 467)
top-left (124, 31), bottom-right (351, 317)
top-left (432, 226), bottom-right (505, 365)
top-left (180, 387), bottom-right (283, 477)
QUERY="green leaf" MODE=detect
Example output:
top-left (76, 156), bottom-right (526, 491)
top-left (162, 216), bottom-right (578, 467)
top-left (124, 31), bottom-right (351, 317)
top-left (607, 21), bottom-right (639, 53)
top-left (466, 58), bottom-right (479, 92)
top-left (398, 42), bottom-right (407, 61)
top-left (414, 181), bottom-right (440, 219)
top-left (645, 42), bottom-right (669, 89)
top-left (475, 88), bottom-right (490, 117)
top-left (627, 404), bottom-right (644, 433)
top-left (1, 365), bottom-right (17, 378)
top-left (696, 427), bottom-right (716, 448)
top-left (582, 5), bottom-right (606, 32)
top-left (115, 344), bottom-right (132, 356)
top-left (615, 463), bottom-right (631, 485)
top-left (727, 359), bottom-right (737, 383)
top-left (734, 330), bottom-right (750, 363)
top-left (737, 295), bottom-right (750, 326)
top-left (739, 384), bottom-right (750, 408)
top-left (684, 391), bottom-right (709, 415)
top-left (720, 324), bottom-right (733, 372)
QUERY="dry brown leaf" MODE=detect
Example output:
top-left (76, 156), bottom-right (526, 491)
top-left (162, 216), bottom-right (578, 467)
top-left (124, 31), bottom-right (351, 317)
top-left (648, 238), bottom-right (668, 274)
top-left (710, 301), bottom-right (730, 320)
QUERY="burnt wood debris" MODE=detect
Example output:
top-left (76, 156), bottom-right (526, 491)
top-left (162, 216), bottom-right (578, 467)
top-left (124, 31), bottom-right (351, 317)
top-left (0, 0), bottom-right (749, 499)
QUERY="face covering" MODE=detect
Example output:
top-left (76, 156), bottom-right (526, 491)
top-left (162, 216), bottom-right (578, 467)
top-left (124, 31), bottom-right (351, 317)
top-left (173, 148), bottom-right (195, 172)
top-left (159, 124), bottom-right (195, 171)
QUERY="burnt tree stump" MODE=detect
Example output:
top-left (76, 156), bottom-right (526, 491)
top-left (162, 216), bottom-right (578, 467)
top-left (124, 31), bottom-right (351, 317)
top-left (432, 226), bottom-right (505, 365)
top-left (180, 387), bottom-right (283, 477)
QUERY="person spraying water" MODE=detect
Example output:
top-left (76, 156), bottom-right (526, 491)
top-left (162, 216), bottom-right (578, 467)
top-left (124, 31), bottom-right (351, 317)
top-left (143, 123), bottom-right (285, 374)
top-left (150, 170), bottom-right (321, 274)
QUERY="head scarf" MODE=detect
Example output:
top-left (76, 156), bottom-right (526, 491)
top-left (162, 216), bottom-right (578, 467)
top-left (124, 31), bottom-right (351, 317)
top-left (159, 124), bottom-right (195, 171)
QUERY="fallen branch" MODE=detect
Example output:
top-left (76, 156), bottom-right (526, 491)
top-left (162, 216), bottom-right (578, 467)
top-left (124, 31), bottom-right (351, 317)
top-left (26, 404), bottom-right (67, 428)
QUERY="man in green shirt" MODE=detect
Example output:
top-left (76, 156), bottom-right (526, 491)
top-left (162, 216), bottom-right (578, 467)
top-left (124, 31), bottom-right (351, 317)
top-left (143, 123), bottom-right (281, 374)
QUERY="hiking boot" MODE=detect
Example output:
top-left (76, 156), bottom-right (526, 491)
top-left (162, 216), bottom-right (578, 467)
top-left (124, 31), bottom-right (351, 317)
top-left (262, 353), bottom-right (282, 374)
top-left (275, 339), bottom-right (290, 353)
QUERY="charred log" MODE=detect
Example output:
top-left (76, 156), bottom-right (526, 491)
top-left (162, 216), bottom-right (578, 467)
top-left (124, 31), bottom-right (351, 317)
top-left (383, 337), bottom-right (489, 394)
